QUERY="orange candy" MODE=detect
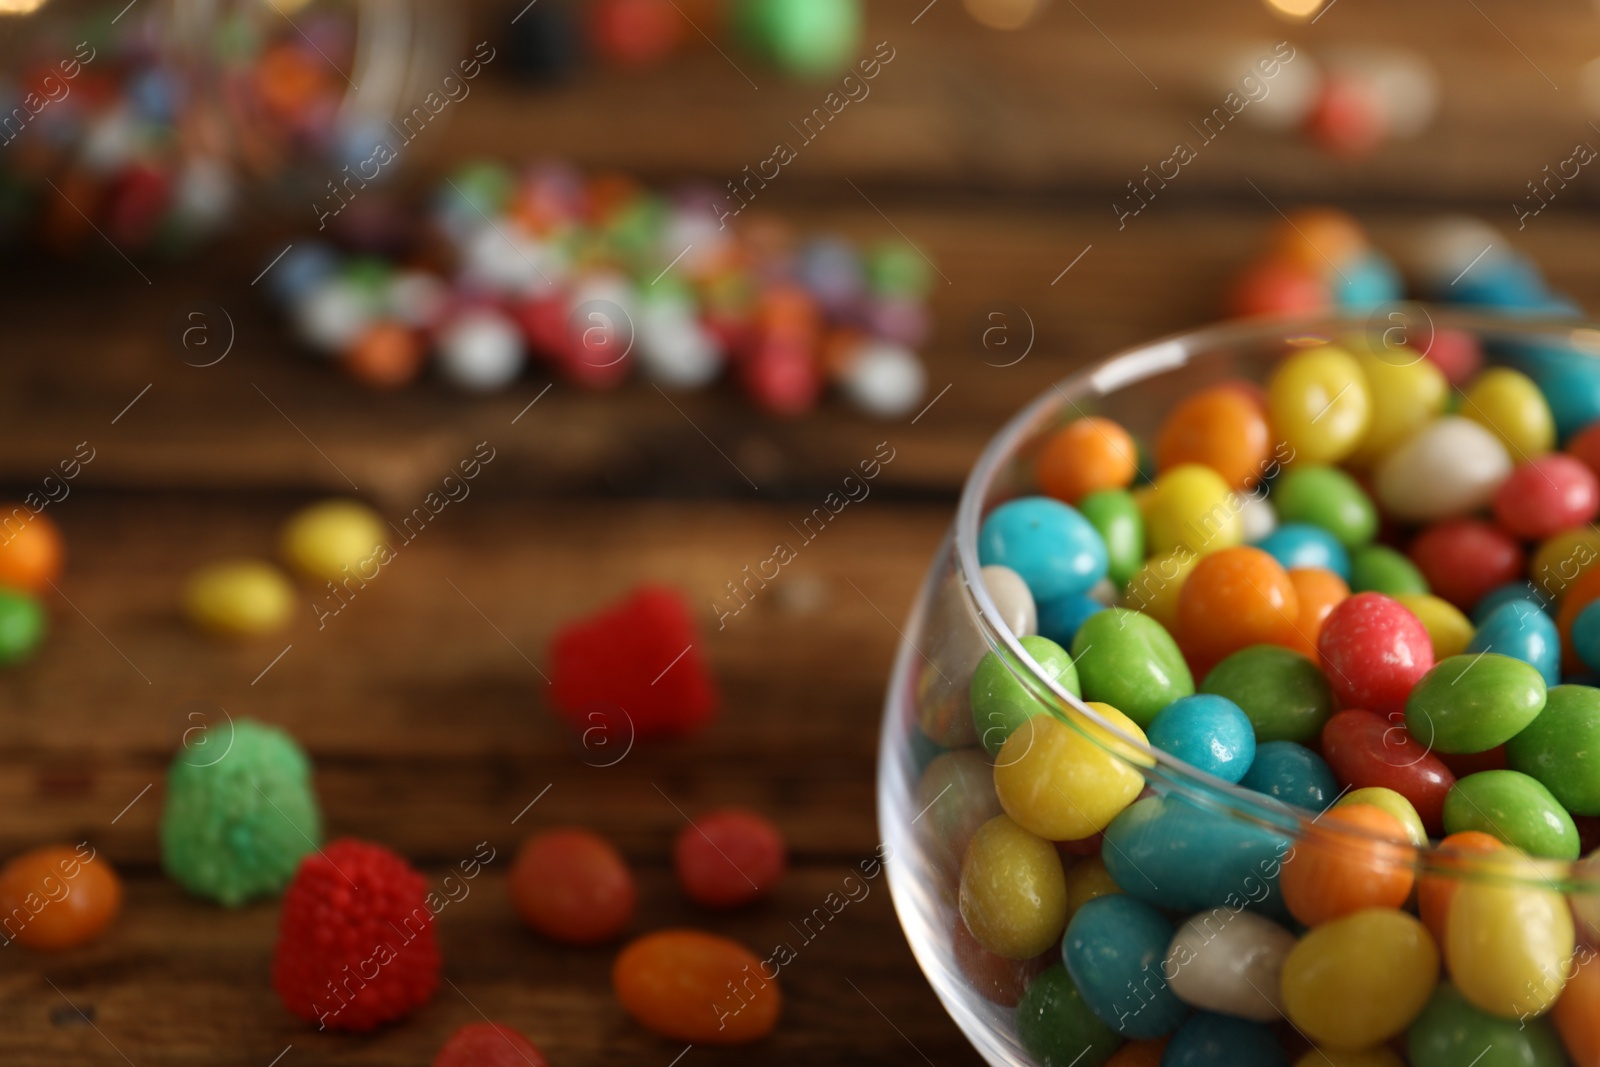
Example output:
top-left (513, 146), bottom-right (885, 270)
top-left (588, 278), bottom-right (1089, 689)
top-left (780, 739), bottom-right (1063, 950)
top-left (1553, 949), bottom-right (1600, 1067)
top-left (1271, 208), bottom-right (1369, 274)
top-left (0, 507), bottom-right (63, 594)
top-left (1156, 385), bottom-right (1273, 490)
top-left (1287, 567), bottom-right (1350, 659)
top-left (1557, 566), bottom-right (1600, 672)
top-left (613, 929), bottom-right (781, 1044)
top-left (1280, 803), bottom-right (1415, 927)
top-left (1105, 1037), bottom-right (1170, 1066)
top-left (345, 324), bottom-right (426, 389)
top-left (1036, 417), bottom-right (1139, 505)
top-left (0, 843), bottom-right (121, 950)
top-left (1176, 546), bottom-right (1300, 675)
top-left (1416, 830), bottom-right (1503, 946)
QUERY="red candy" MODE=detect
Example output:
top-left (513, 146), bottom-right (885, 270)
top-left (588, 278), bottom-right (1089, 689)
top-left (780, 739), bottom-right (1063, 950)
top-left (1407, 520), bottom-right (1524, 612)
top-left (550, 585), bottom-right (719, 741)
top-left (434, 1022), bottom-right (549, 1067)
top-left (1421, 327), bottom-right (1484, 386)
top-left (1492, 454), bottom-right (1600, 540)
top-left (1320, 708), bottom-right (1457, 834)
top-left (1568, 423), bottom-right (1600, 480)
top-left (1227, 258), bottom-right (1328, 318)
top-left (512, 828), bottom-right (637, 944)
top-left (1317, 592), bottom-right (1435, 720)
top-left (590, 0), bottom-right (684, 67)
top-left (674, 808), bottom-right (786, 908)
top-left (272, 839), bottom-right (441, 1032)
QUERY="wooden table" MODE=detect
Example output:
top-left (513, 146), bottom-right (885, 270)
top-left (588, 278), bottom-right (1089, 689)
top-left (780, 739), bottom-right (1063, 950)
top-left (3, 0), bottom-right (1598, 1062)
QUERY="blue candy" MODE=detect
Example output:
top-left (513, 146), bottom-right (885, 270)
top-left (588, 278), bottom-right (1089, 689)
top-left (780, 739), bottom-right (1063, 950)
top-left (1163, 1012), bottom-right (1290, 1067)
top-left (1468, 600), bottom-right (1561, 686)
top-left (1239, 740), bottom-right (1338, 812)
top-left (1101, 795), bottom-right (1291, 922)
top-left (1570, 600), bottom-right (1600, 674)
top-left (269, 243), bottom-right (340, 307)
top-left (1147, 694), bottom-right (1256, 784)
top-left (977, 497), bottom-right (1107, 602)
top-left (1447, 254), bottom-right (1553, 311)
top-left (1532, 352), bottom-right (1600, 443)
top-left (1472, 581), bottom-right (1552, 625)
top-left (1254, 523), bottom-right (1350, 580)
top-left (1036, 593), bottom-right (1107, 647)
top-left (1335, 251), bottom-right (1403, 315)
top-left (1063, 895), bottom-right (1189, 1039)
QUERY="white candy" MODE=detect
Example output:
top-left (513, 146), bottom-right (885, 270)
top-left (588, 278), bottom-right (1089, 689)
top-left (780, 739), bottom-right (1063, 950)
top-left (436, 308), bottom-right (525, 392)
top-left (387, 271), bottom-right (450, 329)
top-left (980, 565), bottom-right (1037, 638)
top-left (460, 223), bottom-right (557, 297)
top-left (1407, 216), bottom-right (1507, 292)
top-left (1239, 494), bottom-right (1278, 544)
top-left (1165, 909), bottom-right (1296, 1022)
top-left (173, 156), bottom-right (235, 232)
top-left (1231, 45), bottom-right (1322, 132)
top-left (81, 106), bottom-right (139, 173)
top-left (638, 300), bottom-right (722, 389)
top-left (293, 279), bottom-right (373, 355)
top-left (1374, 416), bottom-right (1512, 523)
top-left (842, 341), bottom-right (926, 419)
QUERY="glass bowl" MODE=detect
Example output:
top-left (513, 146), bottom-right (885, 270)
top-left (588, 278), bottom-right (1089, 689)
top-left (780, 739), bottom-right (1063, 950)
top-left (876, 313), bottom-right (1600, 1066)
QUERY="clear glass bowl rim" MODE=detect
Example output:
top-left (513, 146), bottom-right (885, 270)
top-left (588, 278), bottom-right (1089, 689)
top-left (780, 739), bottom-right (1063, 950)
top-left (949, 310), bottom-right (1600, 890)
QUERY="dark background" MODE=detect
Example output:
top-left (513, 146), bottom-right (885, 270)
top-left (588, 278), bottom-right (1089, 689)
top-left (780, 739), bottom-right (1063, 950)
top-left (4, 0), bottom-right (1600, 1063)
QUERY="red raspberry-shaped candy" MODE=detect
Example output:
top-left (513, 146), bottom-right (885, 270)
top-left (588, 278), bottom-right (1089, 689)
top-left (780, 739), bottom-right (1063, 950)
top-left (550, 585), bottom-right (718, 741)
top-left (434, 1022), bottom-right (549, 1067)
top-left (271, 839), bottom-right (440, 1032)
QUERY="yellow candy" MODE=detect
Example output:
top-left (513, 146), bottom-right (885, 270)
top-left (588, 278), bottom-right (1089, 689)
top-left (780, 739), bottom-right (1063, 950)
top-left (1293, 1050), bottom-right (1405, 1067)
top-left (1061, 855), bottom-right (1121, 923)
top-left (957, 814), bottom-right (1067, 959)
top-left (183, 559), bottom-right (294, 637)
top-left (1144, 464), bottom-right (1241, 557)
top-left (1462, 367), bottom-right (1555, 460)
top-left (1281, 908), bottom-right (1439, 1050)
top-left (1395, 593), bottom-right (1474, 660)
top-left (281, 499), bottom-right (387, 584)
top-left (993, 703), bottom-right (1149, 841)
top-left (1267, 345), bottom-right (1372, 466)
top-left (1531, 527), bottom-right (1600, 603)
top-left (1337, 787), bottom-right (1427, 847)
top-left (1446, 849), bottom-right (1575, 1019)
top-left (1121, 550), bottom-right (1198, 631)
top-left (1348, 350), bottom-right (1448, 469)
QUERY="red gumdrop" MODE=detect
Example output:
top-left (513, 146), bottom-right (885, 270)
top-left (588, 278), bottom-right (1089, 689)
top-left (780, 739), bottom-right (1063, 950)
top-left (1438, 746), bottom-right (1508, 778)
top-left (1317, 592), bottom-right (1435, 720)
top-left (511, 828), bottom-right (637, 945)
top-left (741, 339), bottom-right (821, 416)
top-left (674, 808), bottom-right (786, 908)
top-left (1492, 454), bottom-right (1600, 540)
top-left (1567, 423), bottom-right (1600, 481)
top-left (1422, 328), bottom-right (1484, 386)
top-left (1228, 258), bottom-right (1329, 318)
top-left (1320, 708), bottom-right (1457, 834)
top-left (1408, 520), bottom-right (1525, 612)
top-left (550, 585), bottom-right (718, 741)
top-left (512, 293), bottom-right (569, 362)
top-left (434, 1022), bottom-right (550, 1067)
top-left (272, 840), bottom-right (441, 1032)
top-left (951, 915), bottom-right (1052, 1007)
top-left (590, 0), bottom-right (683, 67)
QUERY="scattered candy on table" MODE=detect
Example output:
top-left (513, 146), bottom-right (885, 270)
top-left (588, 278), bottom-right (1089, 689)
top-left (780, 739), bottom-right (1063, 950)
top-left (612, 928), bottom-right (782, 1043)
top-left (183, 559), bottom-right (295, 637)
top-left (674, 807), bottom-right (786, 908)
top-left (0, 843), bottom-right (120, 950)
top-left (511, 827), bottom-right (637, 944)
top-left (270, 161), bottom-right (932, 419)
top-left (433, 1021), bottom-right (550, 1067)
top-left (0, 506), bottom-right (64, 666)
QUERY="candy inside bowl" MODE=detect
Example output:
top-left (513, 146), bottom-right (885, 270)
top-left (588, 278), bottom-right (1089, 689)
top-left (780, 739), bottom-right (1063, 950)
top-left (877, 314), bottom-right (1600, 1067)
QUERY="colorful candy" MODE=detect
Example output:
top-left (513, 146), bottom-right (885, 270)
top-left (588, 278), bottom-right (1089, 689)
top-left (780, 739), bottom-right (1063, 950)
top-left (1505, 684), bottom-right (1600, 815)
top-left (1280, 804), bottom-right (1415, 925)
top-left (511, 828), bottom-right (636, 944)
top-left (970, 635), bottom-right (1079, 756)
top-left (1267, 346), bottom-right (1371, 465)
top-left (1147, 694), bottom-right (1255, 783)
top-left (1320, 709), bottom-right (1455, 834)
top-left (1239, 741), bottom-right (1339, 812)
top-left (184, 559), bottom-right (295, 637)
top-left (1037, 417), bottom-right (1140, 504)
top-left (1405, 653), bottom-right (1547, 754)
top-left (1318, 593), bottom-right (1436, 720)
top-left (280, 499), bottom-right (386, 585)
top-left (979, 497), bottom-right (1108, 602)
top-left (1373, 417), bottom-right (1512, 522)
top-left (433, 1022), bottom-right (549, 1067)
top-left (1176, 547), bottom-right (1299, 674)
top-left (1280, 908), bottom-right (1439, 1050)
top-left (959, 815), bottom-right (1068, 959)
top-left (1442, 770), bottom-right (1579, 859)
top-left (1200, 644), bottom-right (1331, 744)
top-left (1156, 386), bottom-right (1272, 491)
top-left (0, 588), bottom-right (46, 665)
top-left (0, 843), bottom-right (120, 950)
top-left (993, 703), bottom-right (1149, 842)
top-left (1444, 849), bottom-right (1575, 1018)
top-left (1071, 610), bottom-right (1194, 727)
top-left (1064, 894), bottom-right (1187, 1038)
top-left (613, 930), bottom-right (781, 1043)
top-left (1015, 964), bottom-right (1122, 1067)
top-left (674, 808), bottom-right (786, 908)
top-left (1163, 909), bottom-right (1293, 1022)
top-left (1407, 983), bottom-right (1567, 1067)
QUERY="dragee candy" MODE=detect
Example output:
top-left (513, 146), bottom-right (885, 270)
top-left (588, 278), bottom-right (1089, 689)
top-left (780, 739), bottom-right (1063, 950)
top-left (613, 930), bottom-right (780, 1043)
top-left (511, 828), bottom-right (636, 943)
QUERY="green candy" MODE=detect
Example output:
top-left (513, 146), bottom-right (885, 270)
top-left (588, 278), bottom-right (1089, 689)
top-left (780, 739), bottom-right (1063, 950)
top-left (1442, 770), bottom-right (1579, 860)
top-left (1077, 490), bottom-right (1144, 588)
top-left (865, 240), bottom-right (932, 298)
top-left (1407, 982), bottom-right (1567, 1067)
top-left (0, 588), bottom-right (45, 664)
top-left (970, 635), bottom-right (1080, 757)
top-left (1016, 965), bottom-right (1122, 1067)
top-left (161, 718), bottom-right (323, 906)
top-left (1506, 683), bottom-right (1600, 816)
top-left (1406, 653), bottom-right (1547, 754)
top-left (736, 0), bottom-right (862, 78)
top-left (1070, 609), bottom-right (1193, 728)
top-left (1272, 465), bottom-right (1378, 548)
top-left (1350, 545), bottom-right (1430, 595)
top-left (1200, 644), bottom-right (1332, 744)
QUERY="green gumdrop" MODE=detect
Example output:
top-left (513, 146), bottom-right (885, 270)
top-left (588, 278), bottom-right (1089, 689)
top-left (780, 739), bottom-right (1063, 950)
top-left (970, 635), bottom-right (1080, 757)
top-left (161, 718), bottom-right (322, 906)
top-left (1078, 490), bottom-right (1145, 588)
top-left (1200, 644), bottom-right (1332, 744)
top-left (736, 0), bottom-right (861, 78)
top-left (1506, 683), bottom-right (1600, 816)
top-left (1271, 465), bottom-right (1378, 548)
top-left (1407, 653), bottom-right (1547, 755)
top-left (1070, 609), bottom-right (1192, 728)
top-left (0, 588), bottom-right (45, 664)
top-left (1407, 982), bottom-right (1567, 1067)
top-left (1350, 545), bottom-right (1429, 596)
top-left (1443, 770), bottom-right (1579, 860)
top-left (866, 241), bottom-right (932, 299)
top-left (1016, 964), bottom-right (1123, 1067)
